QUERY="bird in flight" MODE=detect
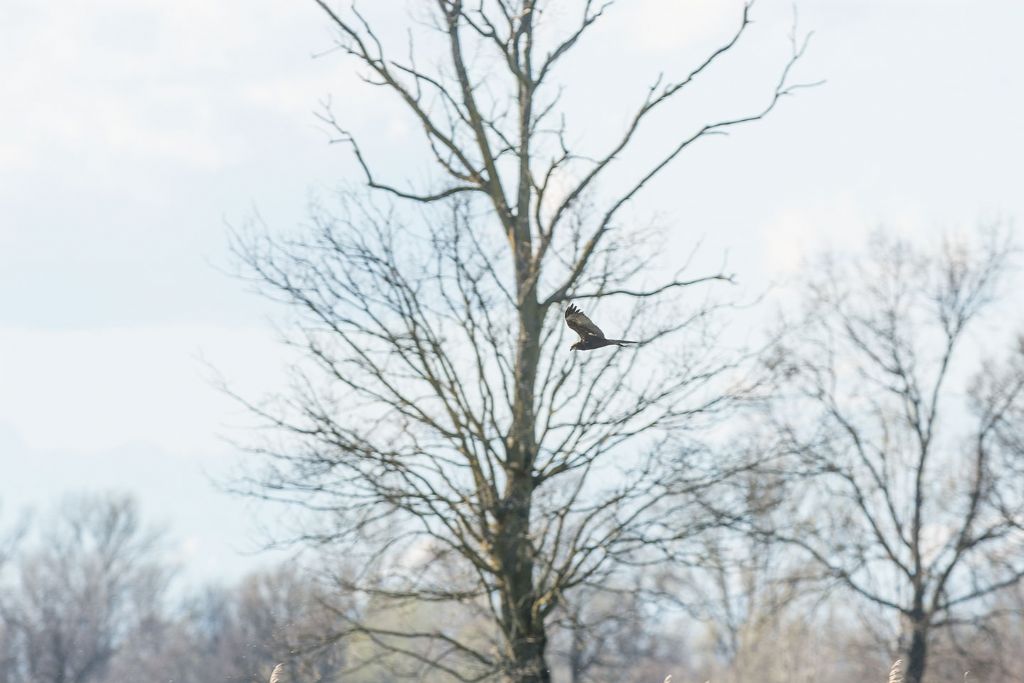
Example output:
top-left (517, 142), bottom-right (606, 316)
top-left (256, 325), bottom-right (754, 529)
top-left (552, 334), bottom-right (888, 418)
top-left (564, 303), bottom-right (637, 351)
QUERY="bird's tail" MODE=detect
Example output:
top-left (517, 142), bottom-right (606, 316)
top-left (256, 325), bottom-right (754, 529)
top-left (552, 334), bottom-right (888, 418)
top-left (609, 339), bottom-right (638, 346)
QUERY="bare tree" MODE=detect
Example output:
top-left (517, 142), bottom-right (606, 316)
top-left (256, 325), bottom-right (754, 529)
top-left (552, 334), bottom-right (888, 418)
top-left (0, 508), bottom-right (25, 570)
top-left (0, 508), bottom-right (28, 683)
top-left (109, 565), bottom-right (347, 683)
top-left (544, 574), bottom-right (684, 683)
top-left (232, 2), bottom-right (815, 681)
top-left (751, 231), bottom-right (1024, 683)
top-left (220, 566), bottom-right (349, 683)
top-left (0, 494), bottom-right (170, 683)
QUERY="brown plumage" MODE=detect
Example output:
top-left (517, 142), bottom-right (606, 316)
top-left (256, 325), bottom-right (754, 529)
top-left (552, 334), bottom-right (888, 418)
top-left (564, 303), bottom-right (637, 351)
top-left (269, 663), bottom-right (284, 683)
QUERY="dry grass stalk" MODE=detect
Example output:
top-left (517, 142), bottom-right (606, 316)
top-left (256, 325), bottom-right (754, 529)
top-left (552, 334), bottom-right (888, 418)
top-left (888, 659), bottom-right (904, 683)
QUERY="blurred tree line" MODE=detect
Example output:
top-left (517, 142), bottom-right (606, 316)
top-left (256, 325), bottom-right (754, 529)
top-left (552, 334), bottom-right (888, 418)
top-left (0, 495), bottom-right (343, 683)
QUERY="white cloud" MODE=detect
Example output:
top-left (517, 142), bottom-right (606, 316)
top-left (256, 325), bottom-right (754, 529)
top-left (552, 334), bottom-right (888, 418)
top-left (609, 0), bottom-right (747, 55)
top-left (761, 196), bottom-right (870, 274)
top-left (0, 323), bottom-right (284, 454)
top-left (758, 195), bottom-right (940, 277)
top-left (0, 0), bottom-right (363, 174)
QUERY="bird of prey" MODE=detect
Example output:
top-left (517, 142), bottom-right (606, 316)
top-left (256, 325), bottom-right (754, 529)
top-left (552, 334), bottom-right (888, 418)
top-left (564, 303), bottom-right (637, 351)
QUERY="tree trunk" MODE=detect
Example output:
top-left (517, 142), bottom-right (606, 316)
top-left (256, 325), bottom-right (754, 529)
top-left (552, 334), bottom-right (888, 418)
top-left (904, 612), bottom-right (930, 683)
top-left (495, 459), bottom-right (548, 683)
top-left (495, 284), bottom-right (548, 682)
top-left (568, 618), bottom-right (585, 683)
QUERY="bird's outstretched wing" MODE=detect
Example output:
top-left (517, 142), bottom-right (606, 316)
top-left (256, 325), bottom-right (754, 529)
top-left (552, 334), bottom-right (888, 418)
top-left (269, 663), bottom-right (284, 683)
top-left (565, 303), bottom-right (605, 340)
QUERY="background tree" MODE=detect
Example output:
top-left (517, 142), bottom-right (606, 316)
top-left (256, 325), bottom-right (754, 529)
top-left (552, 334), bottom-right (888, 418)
top-left (0, 494), bottom-right (170, 683)
top-left (232, 1), bottom-right (815, 681)
top-left (105, 565), bottom-right (348, 683)
top-left (545, 575), bottom-right (685, 683)
top-left (751, 231), bottom-right (1024, 683)
top-left (0, 508), bottom-right (27, 683)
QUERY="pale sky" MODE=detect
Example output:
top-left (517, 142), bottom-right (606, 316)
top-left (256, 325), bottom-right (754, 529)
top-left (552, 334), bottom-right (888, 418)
top-left (2, 0), bottom-right (1022, 584)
